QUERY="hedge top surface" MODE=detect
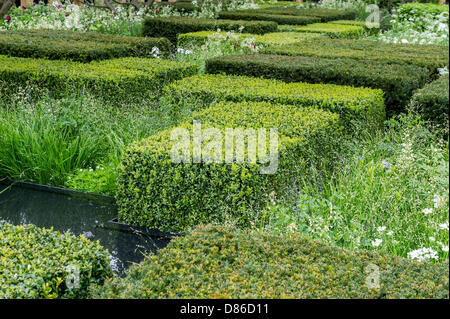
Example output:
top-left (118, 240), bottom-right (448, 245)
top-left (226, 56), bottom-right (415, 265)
top-left (0, 55), bottom-right (195, 81)
top-left (142, 16), bottom-right (278, 43)
top-left (165, 73), bottom-right (382, 110)
top-left (263, 38), bottom-right (449, 71)
top-left (278, 23), bottom-right (364, 38)
top-left (0, 30), bottom-right (172, 61)
top-left (93, 224), bottom-right (449, 299)
top-left (248, 7), bottom-right (357, 21)
top-left (177, 30), bottom-right (326, 47)
top-left (217, 11), bottom-right (321, 25)
top-left (164, 73), bottom-right (384, 130)
top-left (0, 222), bottom-right (112, 299)
top-left (130, 99), bottom-right (339, 157)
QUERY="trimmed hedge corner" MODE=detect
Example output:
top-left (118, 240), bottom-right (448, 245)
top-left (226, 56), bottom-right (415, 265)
top-left (163, 73), bottom-right (385, 129)
top-left (278, 23), bottom-right (364, 39)
top-left (0, 30), bottom-right (172, 62)
top-left (263, 38), bottom-right (449, 73)
top-left (217, 11), bottom-right (320, 25)
top-left (0, 222), bottom-right (112, 299)
top-left (142, 16), bottom-right (277, 44)
top-left (205, 54), bottom-right (429, 115)
top-left (116, 101), bottom-right (341, 232)
top-left (0, 55), bottom-right (197, 102)
top-left (410, 75), bottom-right (449, 134)
top-left (92, 225), bottom-right (449, 299)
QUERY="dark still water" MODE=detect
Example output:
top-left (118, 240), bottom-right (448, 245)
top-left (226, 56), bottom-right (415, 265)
top-left (0, 183), bottom-right (171, 276)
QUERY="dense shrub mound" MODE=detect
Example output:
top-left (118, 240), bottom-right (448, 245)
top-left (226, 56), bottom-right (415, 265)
top-left (142, 16), bottom-right (277, 44)
top-left (0, 30), bottom-right (172, 62)
top-left (177, 31), bottom-right (325, 48)
top-left (93, 225), bottom-right (449, 298)
top-left (117, 101), bottom-right (340, 232)
top-left (0, 55), bottom-right (196, 101)
top-left (410, 75), bottom-right (449, 134)
top-left (278, 23), bottom-right (364, 39)
top-left (0, 222), bottom-right (112, 299)
top-left (164, 73), bottom-right (385, 129)
top-left (205, 54), bottom-right (429, 115)
top-left (217, 11), bottom-right (320, 25)
top-left (263, 38), bottom-right (449, 72)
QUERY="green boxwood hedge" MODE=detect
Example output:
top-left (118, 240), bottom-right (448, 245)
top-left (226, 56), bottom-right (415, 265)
top-left (205, 54), bottom-right (429, 115)
top-left (0, 30), bottom-right (172, 62)
top-left (263, 38), bottom-right (449, 73)
top-left (0, 222), bottom-right (112, 299)
top-left (177, 31), bottom-right (326, 48)
top-left (142, 16), bottom-right (278, 44)
top-left (278, 23), bottom-right (364, 39)
top-left (329, 20), bottom-right (380, 35)
top-left (163, 73), bottom-right (385, 129)
top-left (116, 101), bottom-right (341, 232)
top-left (93, 225), bottom-right (449, 298)
top-left (410, 75), bottom-right (449, 134)
top-left (217, 11), bottom-right (320, 25)
top-left (249, 7), bottom-right (357, 22)
top-left (0, 55), bottom-right (197, 102)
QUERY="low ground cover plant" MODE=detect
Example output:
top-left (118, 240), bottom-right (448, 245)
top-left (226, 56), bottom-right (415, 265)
top-left (0, 222), bottom-right (112, 298)
top-left (92, 224), bottom-right (449, 299)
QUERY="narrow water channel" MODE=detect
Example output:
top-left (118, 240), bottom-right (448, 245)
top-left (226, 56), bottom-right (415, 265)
top-left (0, 183), bottom-right (171, 276)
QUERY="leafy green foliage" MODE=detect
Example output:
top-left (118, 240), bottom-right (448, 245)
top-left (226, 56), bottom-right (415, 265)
top-left (217, 11), bottom-right (320, 25)
top-left (163, 73), bottom-right (385, 129)
top-left (117, 101), bottom-right (340, 232)
top-left (205, 53), bottom-right (429, 115)
top-left (178, 30), bottom-right (325, 48)
top-left (410, 75), bottom-right (449, 136)
top-left (0, 55), bottom-right (197, 102)
top-left (248, 6), bottom-right (356, 22)
top-left (93, 224), bottom-right (449, 299)
top-left (142, 16), bottom-right (278, 44)
top-left (0, 30), bottom-right (172, 62)
top-left (263, 37), bottom-right (449, 72)
top-left (0, 222), bottom-right (112, 299)
top-left (278, 23), bottom-right (364, 39)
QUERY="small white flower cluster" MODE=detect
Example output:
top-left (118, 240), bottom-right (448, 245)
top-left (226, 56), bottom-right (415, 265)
top-left (177, 48), bottom-right (193, 55)
top-left (407, 247), bottom-right (439, 262)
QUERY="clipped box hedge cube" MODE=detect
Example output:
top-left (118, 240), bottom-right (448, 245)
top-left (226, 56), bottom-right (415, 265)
top-left (410, 75), bottom-right (449, 134)
top-left (116, 101), bottom-right (341, 232)
top-left (217, 11), bottom-right (320, 25)
top-left (329, 20), bottom-right (381, 35)
top-left (0, 55), bottom-right (197, 102)
top-left (177, 30), bottom-right (326, 48)
top-left (250, 7), bottom-right (357, 22)
top-left (93, 224), bottom-right (450, 299)
top-left (0, 30), bottom-right (172, 62)
top-left (142, 16), bottom-right (278, 44)
top-left (205, 53), bottom-right (429, 115)
top-left (278, 23), bottom-right (364, 39)
top-left (0, 222), bottom-right (112, 299)
top-left (263, 38), bottom-right (449, 73)
top-left (163, 73), bottom-right (385, 130)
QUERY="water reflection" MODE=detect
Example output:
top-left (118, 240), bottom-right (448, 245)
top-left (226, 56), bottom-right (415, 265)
top-left (0, 184), bottom-right (170, 276)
